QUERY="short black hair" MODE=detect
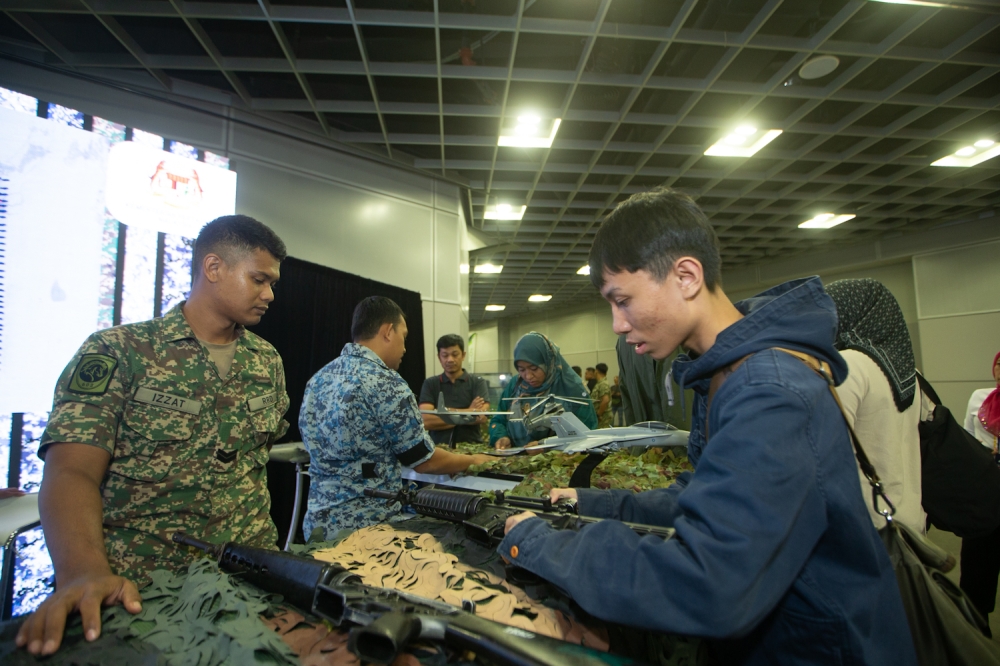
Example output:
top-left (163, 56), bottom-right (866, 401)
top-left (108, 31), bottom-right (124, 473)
top-left (436, 334), bottom-right (465, 352)
top-left (586, 367), bottom-right (596, 373)
top-left (596, 363), bottom-right (608, 375)
top-left (589, 187), bottom-right (721, 292)
top-left (193, 214), bottom-right (287, 282)
top-left (572, 365), bottom-right (582, 376)
top-left (352, 296), bottom-right (405, 342)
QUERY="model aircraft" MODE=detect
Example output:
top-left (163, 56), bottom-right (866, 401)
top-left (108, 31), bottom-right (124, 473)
top-left (419, 392), bottom-right (511, 426)
top-left (493, 394), bottom-right (689, 457)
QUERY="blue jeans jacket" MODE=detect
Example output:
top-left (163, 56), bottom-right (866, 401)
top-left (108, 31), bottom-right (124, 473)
top-left (499, 277), bottom-right (916, 665)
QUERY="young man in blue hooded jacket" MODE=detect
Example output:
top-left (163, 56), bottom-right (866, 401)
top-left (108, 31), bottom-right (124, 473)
top-left (499, 188), bottom-right (916, 665)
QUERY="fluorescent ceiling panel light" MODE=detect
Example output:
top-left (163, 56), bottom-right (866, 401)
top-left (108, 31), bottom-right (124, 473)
top-left (485, 304), bottom-right (506, 311)
top-left (483, 203), bottom-right (526, 220)
top-left (798, 213), bottom-right (856, 229)
top-left (498, 118), bottom-right (562, 148)
top-left (931, 141), bottom-right (1000, 167)
top-left (705, 129), bottom-right (782, 157)
top-left (528, 294), bottom-right (552, 302)
top-left (577, 265), bottom-right (591, 275)
top-left (868, 0), bottom-right (951, 6)
top-left (474, 263), bottom-right (503, 274)
top-left (460, 263), bottom-right (469, 274)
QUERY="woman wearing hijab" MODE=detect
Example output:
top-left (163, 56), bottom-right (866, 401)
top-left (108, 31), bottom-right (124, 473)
top-left (826, 278), bottom-right (932, 535)
top-left (490, 332), bottom-right (598, 450)
top-left (965, 351), bottom-right (1000, 450)
top-left (961, 351), bottom-right (1000, 629)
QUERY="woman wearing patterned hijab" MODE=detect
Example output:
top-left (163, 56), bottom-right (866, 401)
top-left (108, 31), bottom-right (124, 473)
top-left (490, 332), bottom-right (597, 450)
top-left (826, 278), bottom-right (930, 534)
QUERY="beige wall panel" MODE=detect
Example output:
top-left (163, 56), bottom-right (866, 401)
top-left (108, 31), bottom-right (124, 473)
top-left (548, 313), bottom-right (598, 355)
top-left (918, 311), bottom-right (1000, 383)
top-left (434, 211), bottom-right (461, 304)
top-left (421, 300), bottom-right (436, 378)
top-left (596, 305), bottom-right (618, 350)
top-left (914, 240), bottom-right (1000, 319)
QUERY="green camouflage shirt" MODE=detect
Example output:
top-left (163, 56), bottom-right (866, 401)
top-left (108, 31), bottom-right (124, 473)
top-left (590, 378), bottom-right (612, 429)
top-left (40, 303), bottom-right (290, 585)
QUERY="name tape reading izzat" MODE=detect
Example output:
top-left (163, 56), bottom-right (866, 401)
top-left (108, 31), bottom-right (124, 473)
top-left (134, 387), bottom-right (203, 415)
top-left (247, 392), bottom-right (278, 412)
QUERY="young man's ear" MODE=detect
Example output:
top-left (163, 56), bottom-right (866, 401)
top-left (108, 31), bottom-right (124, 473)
top-left (201, 253), bottom-right (224, 284)
top-left (378, 322), bottom-right (395, 342)
top-left (673, 256), bottom-right (705, 299)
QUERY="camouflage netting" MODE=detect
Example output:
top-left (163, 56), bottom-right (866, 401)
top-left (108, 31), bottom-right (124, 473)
top-left (453, 443), bottom-right (693, 497)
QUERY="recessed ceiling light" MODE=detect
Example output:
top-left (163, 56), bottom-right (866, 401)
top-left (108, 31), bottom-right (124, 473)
top-left (485, 304), bottom-right (506, 311)
top-left (460, 263), bottom-right (469, 274)
top-left (577, 265), bottom-right (591, 275)
top-left (528, 294), bottom-right (552, 302)
top-left (484, 203), bottom-right (526, 220)
top-left (798, 213), bottom-right (856, 229)
top-left (931, 140), bottom-right (1000, 167)
top-left (474, 263), bottom-right (503, 274)
top-left (798, 55), bottom-right (840, 80)
top-left (705, 129), bottom-right (782, 157)
top-left (499, 117), bottom-right (562, 148)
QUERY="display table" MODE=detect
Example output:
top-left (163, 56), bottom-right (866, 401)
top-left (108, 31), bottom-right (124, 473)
top-left (0, 517), bottom-right (703, 666)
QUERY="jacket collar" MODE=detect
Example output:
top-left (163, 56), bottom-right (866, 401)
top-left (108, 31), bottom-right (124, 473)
top-left (159, 302), bottom-right (258, 351)
top-left (342, 342), bottom-right (389, 369)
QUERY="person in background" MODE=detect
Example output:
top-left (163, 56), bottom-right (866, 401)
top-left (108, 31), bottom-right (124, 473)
top-left (610, 375), bottom-right (623, 426)
top-left (572, 365), bottom-right (583, 379)
top-left (490, 332), bottom-right (597, 450)
top-left (419, 334), bottom-right (491, 446)
top-left (584, 367), bottom-right (597, 391)
top-left (960, 350), bottom-right (1000, 631)
top-left (590, 362), bottom-right (613, 429)
top-left (18, 215), bottom-right (290, 656)
top-left (300, 297), bottom-right (492, 540)
top-left (825, 278), bottom-right (930, 535)
top-left (497, 187), bottom-right (915, 664)
top-left (965, 351), bottom-right (1000, 450)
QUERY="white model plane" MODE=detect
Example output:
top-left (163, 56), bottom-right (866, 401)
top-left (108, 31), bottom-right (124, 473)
top-left (494, 394), bottom-right (689, 456)
top-left (419, 392), bottom-right (511, 426)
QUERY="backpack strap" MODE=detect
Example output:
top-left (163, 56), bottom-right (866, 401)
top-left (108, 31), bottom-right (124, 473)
top-left (705, 346), bottom-right (896, 522)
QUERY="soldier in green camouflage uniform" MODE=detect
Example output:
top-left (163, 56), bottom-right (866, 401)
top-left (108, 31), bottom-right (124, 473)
top-left (39, 302), bottom-right (289, 579)
top-left (18, 215), bottom-right (289, 658)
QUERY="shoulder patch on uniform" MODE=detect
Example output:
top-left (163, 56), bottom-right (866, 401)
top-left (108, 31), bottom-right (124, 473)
top-left (68, 354), bottom-right (118, 395)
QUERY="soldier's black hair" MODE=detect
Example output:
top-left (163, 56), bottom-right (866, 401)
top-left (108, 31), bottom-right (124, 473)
top-left (572, 365), bottom-right (582, 377)
top-left (352, 296), bottom-right (405, 342)
top-left (588, 187), bottom-right (721, 292)
top-left (436, 334), bottom-right (465, 353)
top-left (596, 362), bottom-right (608, 375)
top-left (192, 215), bottom-right (287, 281)
top-left (586, 367), bottom-right (596, 374)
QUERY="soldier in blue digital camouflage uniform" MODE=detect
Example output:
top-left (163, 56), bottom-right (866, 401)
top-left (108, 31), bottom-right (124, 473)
top-left (18, 215), bottom-right (289, 658)
top-left (300, 296), bottom-right (493, 540)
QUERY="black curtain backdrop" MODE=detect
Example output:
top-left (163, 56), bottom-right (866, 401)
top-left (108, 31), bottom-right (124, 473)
top-left (249, 256), bottom-right (426, 545)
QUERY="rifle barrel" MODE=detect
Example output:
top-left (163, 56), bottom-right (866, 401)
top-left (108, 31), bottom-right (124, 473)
top-left (172, 532), bottom-right (220, 555)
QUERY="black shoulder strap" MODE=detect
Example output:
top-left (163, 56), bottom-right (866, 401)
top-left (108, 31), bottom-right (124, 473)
top-left (915, 372), bottom-right (941, 407)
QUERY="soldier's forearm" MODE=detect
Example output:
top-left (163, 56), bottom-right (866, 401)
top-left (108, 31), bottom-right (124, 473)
top-left (39, 465), bottom-right (113, 583)
top-left (421, 414), bottom-right (455, 431)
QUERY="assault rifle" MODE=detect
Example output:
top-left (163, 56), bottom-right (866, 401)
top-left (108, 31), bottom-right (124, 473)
top-left (172, 532), bottom-right (647, 666)
top-left (365, 485), bottom-right (676, 547)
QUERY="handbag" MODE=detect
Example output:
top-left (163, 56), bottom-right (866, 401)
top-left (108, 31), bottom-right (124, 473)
top-left (915, 373), bottom-right (1000, 538)
top-left (707, 349), bottom-right (1000, 666)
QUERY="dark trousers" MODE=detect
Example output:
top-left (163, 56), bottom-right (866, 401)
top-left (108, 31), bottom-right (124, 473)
top-left (960, 523), bottom-right (1000, 622)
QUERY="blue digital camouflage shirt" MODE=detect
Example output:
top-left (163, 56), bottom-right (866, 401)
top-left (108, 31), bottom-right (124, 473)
top-left (300, 343), bottom-right (435, 540)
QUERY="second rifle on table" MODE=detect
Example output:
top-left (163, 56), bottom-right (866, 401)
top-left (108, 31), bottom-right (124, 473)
top-left (365, 485), bottom-right (675, 547)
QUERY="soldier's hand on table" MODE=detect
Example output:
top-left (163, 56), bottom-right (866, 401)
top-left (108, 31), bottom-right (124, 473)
top-left (548, 488), bottom-right (578, 504)
top-left (16, 572), bottom-right (142, 656)
top-left (0, 487), bottom-right (25, 499)
top-left (469, 453), bottom-right (495, 466)
top-left (505, 510), bottom-right (537, 534)
top-left (494, 437), bottom-right (512, 450)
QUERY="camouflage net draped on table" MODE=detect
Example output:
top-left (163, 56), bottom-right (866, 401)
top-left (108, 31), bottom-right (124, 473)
top-left (453, 442), bottom-right (693, 496)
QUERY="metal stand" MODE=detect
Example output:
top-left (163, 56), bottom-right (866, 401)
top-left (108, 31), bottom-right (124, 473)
top-left (267, 443), bottom-right (311, 551)
top-left (568, 453), bottom-right (607, 489)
